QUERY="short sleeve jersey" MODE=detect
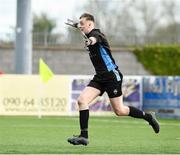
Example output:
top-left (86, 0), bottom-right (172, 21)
top-left (86, 29), bottom-right (118, 74)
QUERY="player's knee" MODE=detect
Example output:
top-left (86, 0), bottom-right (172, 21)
top-left (77, 96), bottom-right (88, 107)
top-left (114, 109), bottom-right (127, 116)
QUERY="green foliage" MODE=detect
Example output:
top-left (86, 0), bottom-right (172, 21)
top-left (33, 13), bottom-right (56, 33)
top-left (133, 45), bottom-right (180, 75)
top-left (33, 13), bottom-right (57, 45)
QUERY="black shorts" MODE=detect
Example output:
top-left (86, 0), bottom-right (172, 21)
top-left (87, 69), bottom-right (123, 98)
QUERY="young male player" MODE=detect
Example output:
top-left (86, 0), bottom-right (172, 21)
top-left (67, 13), bottom-right (160, 146)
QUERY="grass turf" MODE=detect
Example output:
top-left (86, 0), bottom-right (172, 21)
top-left (0, 116), bottom-right (180, 154)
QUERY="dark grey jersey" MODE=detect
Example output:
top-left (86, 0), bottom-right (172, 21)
top-left (86, 29), bottom-right (118, 74)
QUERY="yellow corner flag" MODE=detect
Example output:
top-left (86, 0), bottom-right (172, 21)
top-left (39, 58), bottom-right (54, 83)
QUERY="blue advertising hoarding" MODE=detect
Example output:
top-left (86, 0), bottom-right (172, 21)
top-left (143, 76), bottom-right (180, 118)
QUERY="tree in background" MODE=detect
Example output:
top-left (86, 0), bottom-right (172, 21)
top-left (154, 23), bottom-right (180, 44)
top-left (65, 0), bottom-right (180, 46)
top-left (160, 0), bottom-right (178, 43)
top-left (132, 0), bottom-right (162, 44)
top-left (150, 0), bottom-right (180, 44)
top-left (33, 13), bottom-right (57, 45)
top-left (73, 0), bottom-right (162, 46)
top-left (83, 0), bottom-right (137, 46)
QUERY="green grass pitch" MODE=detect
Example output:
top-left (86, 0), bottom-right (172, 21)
top-left (0, 116), bottom-right (180, 154)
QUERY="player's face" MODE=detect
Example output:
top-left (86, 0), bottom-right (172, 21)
top-left (79, 17), bottom-right (91, 34)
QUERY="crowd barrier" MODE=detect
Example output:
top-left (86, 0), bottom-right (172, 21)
top-left (0, 75), bottom-right (179, 118)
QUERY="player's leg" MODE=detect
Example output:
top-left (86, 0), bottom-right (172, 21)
top-left (68, 86), bottom-right (101, 145)
top-left (77, 86), bottom-right (101, 138)
top-left (110, 96), bottom-right (160, 133)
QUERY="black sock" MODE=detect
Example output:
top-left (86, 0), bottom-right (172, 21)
top-left (79, 109), bottom-right (89, 138)
top-left (128, 106), bottom-right (152, 122)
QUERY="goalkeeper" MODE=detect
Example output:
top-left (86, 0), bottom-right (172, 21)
top-left (67, 13), bottom-right (160, 146)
